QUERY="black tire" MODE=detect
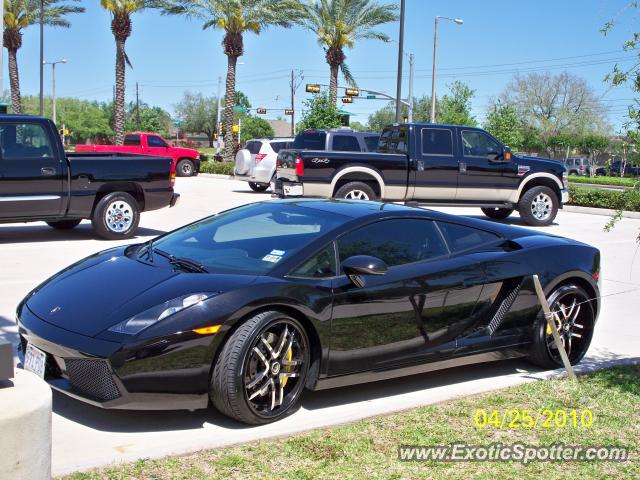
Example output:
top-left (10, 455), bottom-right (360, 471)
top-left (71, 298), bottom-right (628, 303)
top-left (91, 192), bottom-right (140, 240)
top-left (176, 158), bottom-right (195, 177)
top-left (249, 182), bottom-right (270, 192)
top-left (46, 219), bottom-right (82, 230)
top-left (528, 284), bottom-right (595, 369)
top-left (210, 311), bottom-right (310, 425)
top-left (518, 186), bottom-right (558, 226)
top-left (481, 207), bottom-right (514, 220)
top-left (334, 181), bottom-right (377, 201)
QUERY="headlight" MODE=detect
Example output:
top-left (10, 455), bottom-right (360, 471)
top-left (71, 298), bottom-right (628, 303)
top-left (108, 293), bottom-right (214, 335)
top-left (562, 171), bottom-right (569, 189)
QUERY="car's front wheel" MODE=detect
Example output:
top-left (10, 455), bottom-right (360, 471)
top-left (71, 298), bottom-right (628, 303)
top-left (91, 192), bottom-right (140, 240)
top-left (176, 158), bottom-right (195, 177)
top-left (481, 207), bottom-right (514, 220)
top-left (210, 311), bottom-right (310, 424)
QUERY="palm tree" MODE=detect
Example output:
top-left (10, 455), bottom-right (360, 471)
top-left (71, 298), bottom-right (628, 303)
top-left (160, 0), bottom-right (303, 161)
top-left (300, 0), bottom-right (397, 105)
top-left (100, 0), bottom-right (147, 145)
top-left (3, 0), bottom-right (84, 114)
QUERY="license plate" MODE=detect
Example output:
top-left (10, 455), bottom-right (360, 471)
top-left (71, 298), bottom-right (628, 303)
top-left (283, 184), bottom-right (303, 196)
top-left (24, 343), bottom-right (46, 378)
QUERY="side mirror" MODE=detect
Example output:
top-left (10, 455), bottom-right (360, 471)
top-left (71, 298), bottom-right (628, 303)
top-left (341, 255), bottom-right (388, 288)
top-left (487, 146), bottom-right (511, 163)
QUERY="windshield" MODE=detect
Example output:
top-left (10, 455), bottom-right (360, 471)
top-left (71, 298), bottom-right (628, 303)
top-left (149, 202), bottom-right (346, 274)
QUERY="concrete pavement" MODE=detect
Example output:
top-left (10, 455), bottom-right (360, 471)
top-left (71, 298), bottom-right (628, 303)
top-left (0, 176), bottom-right (638, 475)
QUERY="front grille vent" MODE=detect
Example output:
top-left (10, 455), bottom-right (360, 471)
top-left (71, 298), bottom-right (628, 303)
top-left (65, 358), bottom-right (121, 401)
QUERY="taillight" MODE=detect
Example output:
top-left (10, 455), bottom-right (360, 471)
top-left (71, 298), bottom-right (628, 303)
top-left (255, 153), bottom-right (267, 163)
top-left (295, 157), bottom-right (304, 177)
top-left (170, 171), bottom-right (176, 187)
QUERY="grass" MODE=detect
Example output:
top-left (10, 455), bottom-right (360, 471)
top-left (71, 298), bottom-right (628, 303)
top-left (569, 176), bottom-right (638, 187)
top-left (59, 365), bottom-right (639, 480)
top-left (200, 161), bottom-right (234, 176)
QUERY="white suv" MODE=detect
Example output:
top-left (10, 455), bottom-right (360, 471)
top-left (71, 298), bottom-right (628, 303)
top-left (235, 138), bottom-right (294, 191)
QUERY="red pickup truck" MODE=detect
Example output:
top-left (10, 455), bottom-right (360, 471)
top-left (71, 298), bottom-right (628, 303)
top-left (76, 132), bottom-right (201, 177)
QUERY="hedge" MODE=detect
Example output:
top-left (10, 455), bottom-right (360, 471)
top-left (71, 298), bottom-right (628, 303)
top-left (568, 185), bottom-right (640, 212)
top-left (199, 161), bottom-right (234, 176)
top-left (568, 175), bottom-right (637, 187)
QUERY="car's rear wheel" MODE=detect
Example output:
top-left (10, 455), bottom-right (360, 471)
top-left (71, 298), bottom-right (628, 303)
top-left (46, 219), bottom-right (82, 230)
top-left (518, 186), bottom-right (558, 226)
top-left (91, 192), bottom-right (140, 240)
top-left (334, 181), bottom-right (377, 201)
top-left (210, 311), bottom-right (309, 425)
top-left (249, 182), bottom-right (269, 192)
top-left (481, 207), bottom-right (514, 220)
top-left (528, 284), bottom-right (595, 369)
top-left (176, 159), bottom-right (195, 177)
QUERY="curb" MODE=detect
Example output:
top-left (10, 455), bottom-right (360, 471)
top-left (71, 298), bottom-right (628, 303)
top-left (564, 205), bottom-right (640, 219)
top-left (198, 173), bottom-right (235, 180)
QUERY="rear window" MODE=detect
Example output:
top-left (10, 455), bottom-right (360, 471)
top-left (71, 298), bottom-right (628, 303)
top-left (124, 135), bottom-right (141, 146)
top-left (421, 128), bottom-right (453, 156)
top-left (270, 141), bottom-right (290, 153)
top-left (293, 131), bottom-right (327, 150)
top-left (364, 135), bottom-right (380, 152)
top-left (245, 141), bottom-right (263, 155)
top-left (331, 135), bottom-right (361, 152)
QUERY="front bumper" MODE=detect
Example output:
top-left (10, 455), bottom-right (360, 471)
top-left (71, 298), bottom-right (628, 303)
top-left (561, 189), bottom-right (569, 205)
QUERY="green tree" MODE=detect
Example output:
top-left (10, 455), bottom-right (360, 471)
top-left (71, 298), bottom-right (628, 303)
top-left (297, 93), bottom-right (342, 131)
top-left (299, 0), bottom-right (397, 105)
top-left (240, 115), bottom-right (274, 143)
top-left (348, 121), bottom-right (368, 132)
top-left (125, 102), bottom-right (172, 138)
top-left (484, 102), bottom-right (524, 150)
top-left (577, 133), bottom-right (610, 176)
top-left (175, 91), bottom-right (218, 146)
top-left (437, 81), bottom-right (476, 126)
top-left (367, 95), bottom-right (434, 132)
top-left (3, 0), bottom-right (84, 114)
top-left (160, 0), bottom-right (302, 161)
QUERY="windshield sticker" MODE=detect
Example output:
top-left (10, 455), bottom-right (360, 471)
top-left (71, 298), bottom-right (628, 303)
top-left (270, 249), bottom-right (286, 256)
top-left (262, 254), bottom-right (283, 263)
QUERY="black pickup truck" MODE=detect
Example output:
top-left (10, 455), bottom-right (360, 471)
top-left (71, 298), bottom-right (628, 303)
top-left (0, 115), bottom-right (179, 239)
top-left (275, 123), bottom-right (569, 226)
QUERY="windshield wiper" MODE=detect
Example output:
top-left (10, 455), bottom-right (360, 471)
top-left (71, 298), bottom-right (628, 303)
top-left (138, 239), bottom-right (155, 263)
top-left (155, 248), bottom-right (209, 273)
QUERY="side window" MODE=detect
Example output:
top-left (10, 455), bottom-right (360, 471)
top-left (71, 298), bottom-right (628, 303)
top-left (364, 135), bottom-right (379, 152)
top-left (0, 123), bottom-right (54, 159)
top-left (331, 135), bottom-right (361, 152)
top-left (421, 128), bottom-right (453, 156)
top-left (124, 134), bottom-right (141, 146)
top-left (289, 244), bottom-right (337, 278)
top-left (378, 126), bottom-right (408, 155)
top-left (147, 135), bottom-right (167, 148)
top-left (338, 219), bottom-right (448, 267)
top-left (461, 131), bottom-right (501, 158)
top-left (437, 222), bottom-right (500, 253)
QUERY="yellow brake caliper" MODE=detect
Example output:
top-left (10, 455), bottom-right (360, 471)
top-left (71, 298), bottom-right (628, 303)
top-left (281, 346), bottom-right (293, 388)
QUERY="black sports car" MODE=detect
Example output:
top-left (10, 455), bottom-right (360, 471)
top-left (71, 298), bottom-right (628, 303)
top-left (17, 200), bottom-right (600, 424)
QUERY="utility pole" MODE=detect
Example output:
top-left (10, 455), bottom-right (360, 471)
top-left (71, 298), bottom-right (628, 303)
top-left (216, 76), bottom-right (222, 148)
top-left (394, 0), bottom-right (406, 123)
top-left (408, 53), bottom-right (415, 122)
top-left (51, 62), bottom-right (56, 125)
top-left (135, 82), bottom-right (141, 130)
top-left (39, 0), bottom-right (44, 115)
top-left (289, 70), bottom-right (303, 136)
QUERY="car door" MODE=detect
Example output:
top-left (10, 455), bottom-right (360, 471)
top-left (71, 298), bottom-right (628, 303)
top-left (456, 129), bottom-right (519, 201)
top-left (328, 217), bottom-right (488, 376)
top-left (0, 121), bottom-right (64, 219)
top-left (145, 134), bottom-right (170, 157)
top-left (410, 126), bottom-right (458, 200)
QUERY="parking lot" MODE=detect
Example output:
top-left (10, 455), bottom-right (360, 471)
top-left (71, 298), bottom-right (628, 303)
top-left (1, 175), bottom-right (639, 475)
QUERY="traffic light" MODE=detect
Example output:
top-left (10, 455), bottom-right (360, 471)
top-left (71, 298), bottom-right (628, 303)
top-left (341, 96), bottom-right (353, 104)
top-left (285, 109), bottom-right (294, 115)
top-left (256, 107), bottom-right (267, 114)
top-left (345, 88), bottom-right (360, 97)
top-left (305, 84), bottom-right (321, 93)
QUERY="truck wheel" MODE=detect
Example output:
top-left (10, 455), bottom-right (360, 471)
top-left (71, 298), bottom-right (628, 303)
top-left (334, 182), bottom-right (377, 201)
top-left (176, 159), bottom-right (195, 177)
top-left (249, 182), bottom-right (270, 192)
top-left (518, 186), bottom-right (558, 226)
top-left (210, 311), bottom-right (310, 425)
top-left (481, 207), bottom-right (514, 220)
top-left (46, 219), bottom-right (82, 230)
top-left (91, 192), bottom-right (140, 240)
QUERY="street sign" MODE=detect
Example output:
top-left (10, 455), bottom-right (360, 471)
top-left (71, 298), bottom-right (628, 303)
top-left (306, 84), bottom-right (321, 93)
top-left (366, 95), bottom-right (377, 99)
top-left (173, 119), bottom-right (183, 126)
top-left (256, 107), bottom-right (267, 114)
top-left (345, 88), bottom-right (360, 97)
top-left (232, 106), bottom-right (248, 112)
top-left (285, 109), bottom-right (294, 115)
top-left (341, 97), bottom-right (353, 104)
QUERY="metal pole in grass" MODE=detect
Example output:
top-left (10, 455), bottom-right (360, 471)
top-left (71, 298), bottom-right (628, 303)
top-left (532, 274), bottom-right (577, 380)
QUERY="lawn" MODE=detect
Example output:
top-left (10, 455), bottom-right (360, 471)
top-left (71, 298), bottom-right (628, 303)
top-left (569, 176), bottom-right (638, 187)
top-left (60, 365), bottom-right (639, 480)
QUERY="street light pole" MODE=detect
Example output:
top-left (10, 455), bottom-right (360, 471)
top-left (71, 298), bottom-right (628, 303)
top-left (408, 53), bottom-right (415, 122)
top-left (430, 16), bottom-right (463, 123)
top-left (39, 0), bottom-right (44, 116)
top-left (394, 0), bottom-right (405, 123)
top-left (44, 59), bottom-right (67, 126)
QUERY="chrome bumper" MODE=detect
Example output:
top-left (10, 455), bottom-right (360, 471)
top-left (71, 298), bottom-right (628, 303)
top-left (561, 189), bottom-right (569, 205)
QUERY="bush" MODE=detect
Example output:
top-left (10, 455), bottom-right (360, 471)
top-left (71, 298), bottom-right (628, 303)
top-left (200, 161), bottom-right (234, 176)
top-left (568, 185), bottom-right (640, 212)
top-left (569, 175), bottom-right (637, 187)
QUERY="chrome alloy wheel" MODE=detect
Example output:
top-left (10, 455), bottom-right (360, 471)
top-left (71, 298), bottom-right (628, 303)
top-left (180, 161), bottom-right (193, 176)
top-left (105, 200), bottom-right (134, 233)
top-left (545, 292), bottom-right (594, 364)
top-left (344, 189), bottom-right (370, 200)
top-left (243, 320), bottom-right (308, 418)
top-left (530, 192), bottom-right (553, 221)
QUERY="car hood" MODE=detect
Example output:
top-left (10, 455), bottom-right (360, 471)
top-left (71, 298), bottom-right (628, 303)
top-left (27, 248), bottom-right (256, 337)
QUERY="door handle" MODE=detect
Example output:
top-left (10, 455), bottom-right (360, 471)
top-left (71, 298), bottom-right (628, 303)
top-left (459, 162), bottom-right (467, 173)
top-left (41, 167), bottom-right (56, 176)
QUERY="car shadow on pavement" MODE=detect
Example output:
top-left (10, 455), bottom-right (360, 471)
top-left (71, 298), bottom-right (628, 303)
top-left (0, 223), bottom-right (166, 244)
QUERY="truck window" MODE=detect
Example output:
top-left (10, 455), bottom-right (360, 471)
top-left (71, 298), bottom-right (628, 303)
top-left (0, 123), bottom-right (54, 159)
top-left (461, 130), bottom-right (502, 158)
top-left (147, 135), bottom-right (168, 148)
top-left (293, 131), bottom-right (327, 150)
top-left (124, 134), bottom-right (141, 146)
top-left (331, 135), bottom-right (361, 152)
top-left (421, 128), bottom-right (453, 156)
top-left (378, 126), bottom-right (408, 155)
top-left (364, 135), bottom-right (379, 152)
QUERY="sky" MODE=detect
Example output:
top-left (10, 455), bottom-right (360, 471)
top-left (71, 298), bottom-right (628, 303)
top-left (3, 0), bottom-right (638, 131)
